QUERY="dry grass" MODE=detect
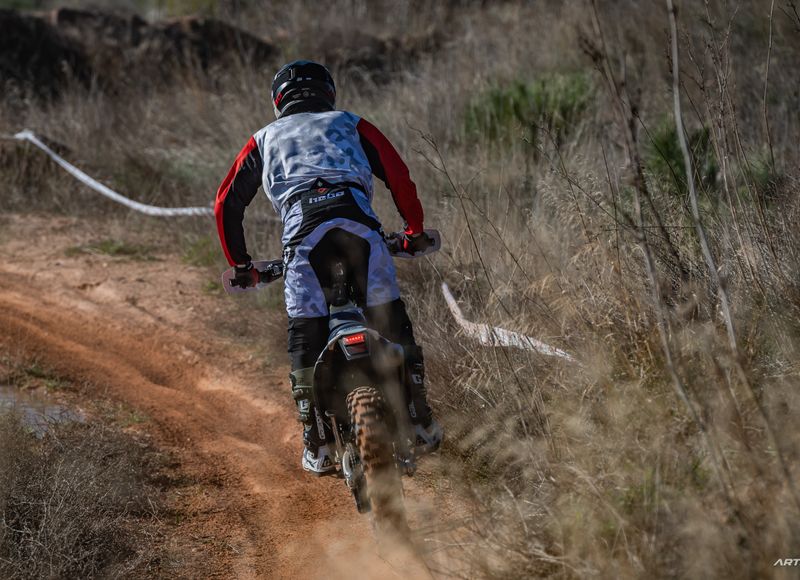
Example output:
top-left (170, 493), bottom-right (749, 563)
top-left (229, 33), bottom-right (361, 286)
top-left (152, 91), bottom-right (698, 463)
top-left (2, 0), bottom-right (800, 577)
top-left (0, 354), bottom-right (210, 578)
top-left (0, 409), bottom-right (164, 578)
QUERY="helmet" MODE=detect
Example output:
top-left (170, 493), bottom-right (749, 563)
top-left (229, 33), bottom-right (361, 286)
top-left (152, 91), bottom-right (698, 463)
top-left (271, 60), bottom-right (336, 119)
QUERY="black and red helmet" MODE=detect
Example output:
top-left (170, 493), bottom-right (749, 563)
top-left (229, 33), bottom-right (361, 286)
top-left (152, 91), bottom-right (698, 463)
top-left (271, 60), bottom-right (336, 119)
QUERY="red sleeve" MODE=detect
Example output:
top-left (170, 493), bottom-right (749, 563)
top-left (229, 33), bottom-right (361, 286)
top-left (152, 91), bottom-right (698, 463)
top-left (356, 118), bottom-right (423, 235)
top-left (214, 136), bottom-right (263, 266)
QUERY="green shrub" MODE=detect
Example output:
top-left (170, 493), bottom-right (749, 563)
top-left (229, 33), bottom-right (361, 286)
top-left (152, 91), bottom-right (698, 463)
top-left (203, 279), bottom-right (223, 294)
top-left (644, 117), bottom-right (718, 197)
top-left (181, 234), bottom-right (218, 267)
top-left (65, 238), bottom-right (156, 260)
top-left (464, 72), bottom-right (592, 142)
top-left (743, 148), bottom-right (783, 200)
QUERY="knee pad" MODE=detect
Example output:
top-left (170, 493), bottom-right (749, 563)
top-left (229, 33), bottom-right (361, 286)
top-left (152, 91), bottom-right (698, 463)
top-left (290, 367), bottom-right (315, 424)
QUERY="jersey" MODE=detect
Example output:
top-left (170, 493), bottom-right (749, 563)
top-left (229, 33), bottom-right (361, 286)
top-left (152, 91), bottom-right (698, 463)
top-left (214, 109), bottom-right (423, 265)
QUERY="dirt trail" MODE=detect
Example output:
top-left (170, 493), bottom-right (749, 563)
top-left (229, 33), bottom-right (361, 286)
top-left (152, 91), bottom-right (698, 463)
top-left (0, 215), bottom-right (460, 579)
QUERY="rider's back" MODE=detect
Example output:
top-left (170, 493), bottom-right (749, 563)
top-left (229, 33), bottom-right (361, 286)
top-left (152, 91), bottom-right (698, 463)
top-left (254, 110), bottom-right (381, 247)
top-left (256, 111), bottom-right (374, 209)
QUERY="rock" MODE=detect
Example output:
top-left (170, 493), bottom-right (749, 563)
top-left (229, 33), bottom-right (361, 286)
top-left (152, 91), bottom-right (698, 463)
top-left (49, 8), bottom-right (275, 76)
top-left (0, 7), bottom-right (276, 99)
top-left (322, 29), bottom-right (443, 84)
top-left (0, 9), bottom-right (91, 99)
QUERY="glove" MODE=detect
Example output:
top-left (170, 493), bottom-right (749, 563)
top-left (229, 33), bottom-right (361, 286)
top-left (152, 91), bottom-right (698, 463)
top-left (232, 262), bottom-right (260, 288)
top-left (401, 231), bottom-right (433, 255)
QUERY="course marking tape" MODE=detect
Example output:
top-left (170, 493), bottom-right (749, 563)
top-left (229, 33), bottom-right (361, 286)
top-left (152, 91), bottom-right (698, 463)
top-left (441, 282), bottom-right (575, 361)
top-left (5, 130), bottom-right (573, 361)
top-left (11, 130), bottom-right (214, 217)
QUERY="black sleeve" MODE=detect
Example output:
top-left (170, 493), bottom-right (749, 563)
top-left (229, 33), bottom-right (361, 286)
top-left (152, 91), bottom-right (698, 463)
top-left (358, 130), bottom-right (388, 185)
top-left (214, 137), bottom-right (263, 266)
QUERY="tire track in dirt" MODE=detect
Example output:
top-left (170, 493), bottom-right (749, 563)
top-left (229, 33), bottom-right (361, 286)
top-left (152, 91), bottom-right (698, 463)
top-left (0, 263), bottom-right (436, 579)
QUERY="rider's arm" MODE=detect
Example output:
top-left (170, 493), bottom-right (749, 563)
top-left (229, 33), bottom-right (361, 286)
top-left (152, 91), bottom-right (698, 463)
top-left (214, 136), bottom-right (264, 266)
top-left (356, 118), bottom-right (424, 236)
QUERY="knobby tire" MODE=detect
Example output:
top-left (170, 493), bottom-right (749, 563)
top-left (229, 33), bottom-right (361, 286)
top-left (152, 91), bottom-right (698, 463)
top-left (347, 386), bottom-right (408, 536)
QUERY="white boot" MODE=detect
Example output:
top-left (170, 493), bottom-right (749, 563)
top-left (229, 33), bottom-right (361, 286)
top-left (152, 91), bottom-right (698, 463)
top-left (302, 444), bottom-right (335, 475)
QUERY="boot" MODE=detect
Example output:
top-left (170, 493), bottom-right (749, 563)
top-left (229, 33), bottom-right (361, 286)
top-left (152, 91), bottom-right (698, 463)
top-left (291, 368), bottom-right (335, 475)
top-left (404, 345), bottom-right (443, 454)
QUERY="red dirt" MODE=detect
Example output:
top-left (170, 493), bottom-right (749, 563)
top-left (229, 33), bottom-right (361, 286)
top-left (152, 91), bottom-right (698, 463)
top-left (0, 214), bottom-right (462, 579)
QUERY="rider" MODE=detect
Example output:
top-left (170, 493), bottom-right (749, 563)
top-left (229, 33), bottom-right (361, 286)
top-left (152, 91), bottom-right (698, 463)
top-left (214, 60), bottom-right (443, 475)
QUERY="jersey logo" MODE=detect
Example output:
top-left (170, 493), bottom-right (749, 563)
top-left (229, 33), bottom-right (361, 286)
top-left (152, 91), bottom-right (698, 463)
top-left (308, 190), bottom-right (345, 205)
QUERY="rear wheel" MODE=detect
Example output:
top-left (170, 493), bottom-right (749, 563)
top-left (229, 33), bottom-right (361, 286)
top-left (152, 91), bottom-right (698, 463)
top-left (347, 386), bottom-right (408, 535)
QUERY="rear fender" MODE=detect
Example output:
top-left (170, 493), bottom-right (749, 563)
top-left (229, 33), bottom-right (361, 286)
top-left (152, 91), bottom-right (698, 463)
top-left (312, 329), bottom-right (405, 423)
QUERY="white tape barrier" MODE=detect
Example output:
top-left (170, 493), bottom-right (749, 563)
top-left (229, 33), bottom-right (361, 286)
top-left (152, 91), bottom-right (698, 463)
top-left (441, 282), bottom-right (575, 361)
top-left (5, 129), bottom-right (570, 362)
top-left (11, 130), bottom-right (213, 217)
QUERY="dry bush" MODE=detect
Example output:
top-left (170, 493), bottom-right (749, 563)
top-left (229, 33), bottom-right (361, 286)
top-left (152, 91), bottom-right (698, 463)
top-left (388, 1), bottom-right (800, 577)
top-left (0, 411), bottom-right (166, 578)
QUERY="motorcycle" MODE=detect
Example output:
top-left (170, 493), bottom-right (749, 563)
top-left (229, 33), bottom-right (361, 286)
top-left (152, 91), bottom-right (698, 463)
top-left (221, 230), bottom-right (441, 530)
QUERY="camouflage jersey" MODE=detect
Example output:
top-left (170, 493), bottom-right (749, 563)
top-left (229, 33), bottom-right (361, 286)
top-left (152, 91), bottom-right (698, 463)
top-left (214, 109), bottom-right (424, 318)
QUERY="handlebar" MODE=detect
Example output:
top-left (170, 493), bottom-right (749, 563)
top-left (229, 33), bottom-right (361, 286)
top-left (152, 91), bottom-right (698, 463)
top-left (383, 231), bottom-right (435, 255)
top-left (228, 259), bottom-right (284, 288)
top-left (226, 231), bottom-right (437, 289)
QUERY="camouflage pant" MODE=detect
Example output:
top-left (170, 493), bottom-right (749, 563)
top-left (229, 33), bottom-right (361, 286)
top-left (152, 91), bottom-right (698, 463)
top-left (282, 218), bottom-right (400, 319)
top-left (284, 223), bottom-right (431, 426)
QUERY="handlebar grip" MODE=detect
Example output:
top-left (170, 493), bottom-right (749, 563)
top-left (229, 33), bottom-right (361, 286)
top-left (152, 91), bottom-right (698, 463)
top-left (385, 236), bottom-right (401, 255)
top-left (229, 269), bottom-right (260, 288)
top-left (385, 232), bottom-right (433, 255)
